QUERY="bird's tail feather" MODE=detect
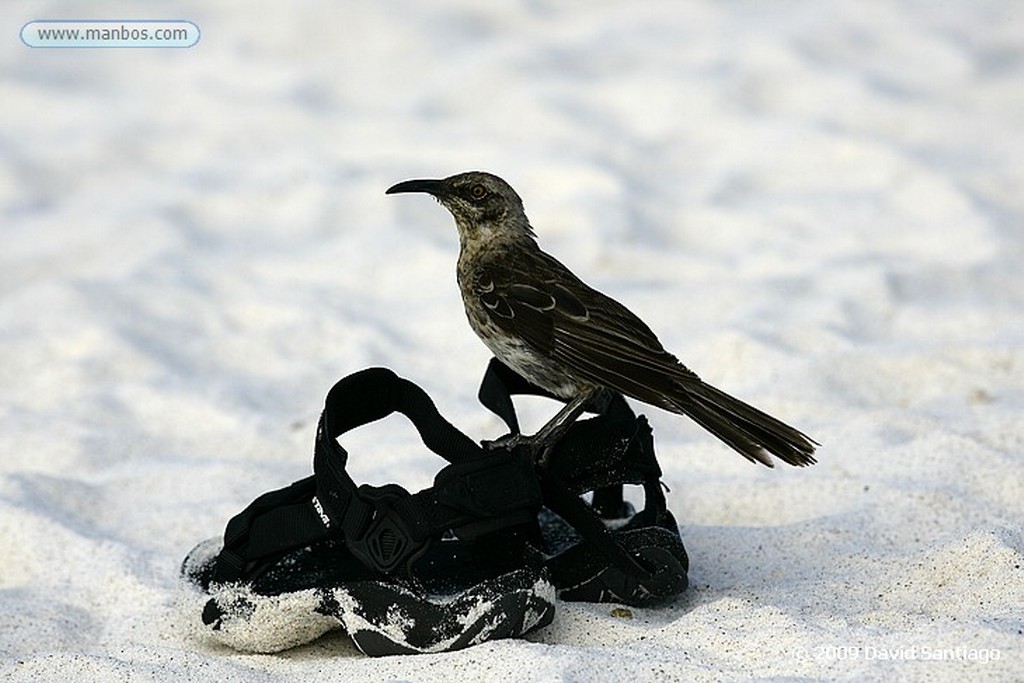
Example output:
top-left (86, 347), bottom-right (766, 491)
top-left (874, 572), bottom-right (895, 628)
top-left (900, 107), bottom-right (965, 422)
top-left (673, 382), bottom-right (818, 467)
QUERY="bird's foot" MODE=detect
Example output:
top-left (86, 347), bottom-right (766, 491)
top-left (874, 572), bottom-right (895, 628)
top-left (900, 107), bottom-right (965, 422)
top-left (482, 432), bottom-right (556, 468)
top-left (482, 432), bottom-right (527, 451)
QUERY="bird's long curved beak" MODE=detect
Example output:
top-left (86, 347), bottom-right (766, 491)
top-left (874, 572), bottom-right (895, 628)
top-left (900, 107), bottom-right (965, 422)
top-left (385, 178), bottom-right (446, 196)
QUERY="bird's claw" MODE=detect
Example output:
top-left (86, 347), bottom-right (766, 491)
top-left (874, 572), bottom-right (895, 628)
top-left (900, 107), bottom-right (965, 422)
top-left (482, 432), bottom-right (555, 468)
top-left (482, 432), bottom-right (526, 451)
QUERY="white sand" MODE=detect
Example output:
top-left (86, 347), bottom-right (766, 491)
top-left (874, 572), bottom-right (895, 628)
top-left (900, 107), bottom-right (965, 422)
top-left (2, 1), bottom-right (1022, 681)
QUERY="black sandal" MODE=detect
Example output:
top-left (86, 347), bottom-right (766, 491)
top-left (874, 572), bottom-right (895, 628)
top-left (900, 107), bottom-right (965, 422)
top-left (182, 362), bottom-right (687, 656)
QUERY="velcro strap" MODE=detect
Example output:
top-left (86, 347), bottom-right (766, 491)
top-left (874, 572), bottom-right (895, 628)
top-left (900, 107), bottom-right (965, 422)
top-left (433, 447), bottom-right (540, 518)
top-left (213, 477), bottom-right (329, 583)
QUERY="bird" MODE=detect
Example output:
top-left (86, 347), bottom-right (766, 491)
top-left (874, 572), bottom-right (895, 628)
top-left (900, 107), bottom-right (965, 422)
top-left (386, 171), bottom-right (818, 468)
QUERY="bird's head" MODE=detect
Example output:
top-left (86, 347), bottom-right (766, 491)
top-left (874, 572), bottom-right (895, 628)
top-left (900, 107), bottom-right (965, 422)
top-left (386, 171), bottom-right (536, 246)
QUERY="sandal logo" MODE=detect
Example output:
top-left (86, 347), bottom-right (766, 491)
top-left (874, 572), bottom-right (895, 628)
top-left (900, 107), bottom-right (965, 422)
top-left (312, 496), bottom-right (331, 529)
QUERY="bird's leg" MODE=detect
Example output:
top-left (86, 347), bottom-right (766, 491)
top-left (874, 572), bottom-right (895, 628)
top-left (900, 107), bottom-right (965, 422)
top-left (533, 389), bottom-right (599, 446)
top-left (483, 388), bottom-right (602, 466)
top-left (532, 388), bottom-right (602, 466)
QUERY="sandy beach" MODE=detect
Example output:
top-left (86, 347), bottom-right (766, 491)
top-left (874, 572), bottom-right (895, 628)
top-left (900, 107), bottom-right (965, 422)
top-left (2, 2), bottom-right (1022, 681)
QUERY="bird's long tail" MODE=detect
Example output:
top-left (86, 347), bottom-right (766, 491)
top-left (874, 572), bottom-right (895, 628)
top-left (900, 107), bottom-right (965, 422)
top-left (672, 382), bottom-right (818, 467)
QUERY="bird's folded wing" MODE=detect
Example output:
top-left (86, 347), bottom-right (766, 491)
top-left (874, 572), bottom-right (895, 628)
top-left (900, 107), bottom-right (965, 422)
top-left (473, 261), bottom-right (702, 406)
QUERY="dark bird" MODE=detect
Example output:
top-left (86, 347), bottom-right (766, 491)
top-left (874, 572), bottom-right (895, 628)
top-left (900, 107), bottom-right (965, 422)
top-left (386, 171), bottom-right (817, 467)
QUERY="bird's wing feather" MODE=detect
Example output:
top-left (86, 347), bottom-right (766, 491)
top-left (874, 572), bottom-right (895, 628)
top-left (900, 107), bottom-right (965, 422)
top-left (471, 250), bottom-right (702, 402)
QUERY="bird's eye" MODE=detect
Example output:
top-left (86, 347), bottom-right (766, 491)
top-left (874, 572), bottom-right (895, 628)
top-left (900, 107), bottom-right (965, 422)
top-left (469, 184), bottom-right (488, 200)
